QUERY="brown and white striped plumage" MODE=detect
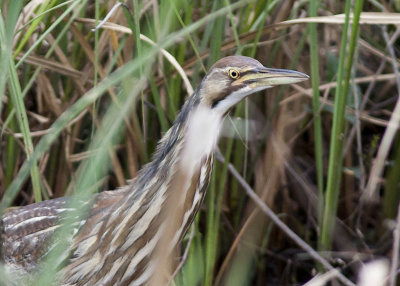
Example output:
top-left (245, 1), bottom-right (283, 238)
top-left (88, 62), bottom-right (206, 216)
top-left (1, 56), bottom-right (308, 285)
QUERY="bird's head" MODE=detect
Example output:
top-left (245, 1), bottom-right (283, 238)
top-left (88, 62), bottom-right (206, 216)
top-left (199, 56), bottom-right (309, 115)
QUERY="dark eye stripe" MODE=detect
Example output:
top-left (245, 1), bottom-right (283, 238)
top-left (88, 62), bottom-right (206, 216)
top-left (211, 99), bottom-right (221, 108)
top-left (210, 85), bottom-right (243, 109)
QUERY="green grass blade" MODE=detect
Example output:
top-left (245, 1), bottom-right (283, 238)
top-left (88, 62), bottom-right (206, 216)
top-left (204, 4), bottom-right (226, 285)
top-left (13, 0), bottom-right (52, 56)
top-left (8, 58), bottom-right (42, 202)
top-left (4, 105), bottom-right (17, 190)
top-left (0, 0), bottom-right (23, 116)
top-left (321, 0), bottom-right (364, 250)
top-left (149, 74), bottom-right (169, 132)
top-left (384, 136), bottom-right (400, 219)
top-left (308, 0), bottom-right (325, 234)
top-left (15, 0), bottom-right (82, 68)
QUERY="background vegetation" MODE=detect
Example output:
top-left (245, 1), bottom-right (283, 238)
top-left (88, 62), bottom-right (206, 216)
top-left (1, 0), bottom-right (400, 285)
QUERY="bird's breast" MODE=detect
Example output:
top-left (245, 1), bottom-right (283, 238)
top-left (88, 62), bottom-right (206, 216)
top-left (180, 105), bottom-right (221, 173)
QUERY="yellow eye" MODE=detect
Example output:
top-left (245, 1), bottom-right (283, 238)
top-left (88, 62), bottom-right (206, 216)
top-left (228, 69), bottom-right (240, 79)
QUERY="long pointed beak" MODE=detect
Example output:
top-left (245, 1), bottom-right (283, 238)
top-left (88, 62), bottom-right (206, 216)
top-left (233, 67), bottom-right (309, 88)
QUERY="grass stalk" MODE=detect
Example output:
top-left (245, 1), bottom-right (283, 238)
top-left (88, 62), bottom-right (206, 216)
top-left (321, 0), bottom-right (364, 250)
top-left (13, 0), bottom-right (52, 56)
top-left (4, 106), bottom-right (17, 190)
top-left (308, 0), bottom-right (325, 237)
top-left (204, 4), bottom-right (226, 285)
top-left (8, 59), bottom-right (42, 202)
top-left (384, 136), bottom-right (400, 219)
top-left (0, 0), bottom-right (23, 117)
top-left (15, 0), bottom-right (83, 68)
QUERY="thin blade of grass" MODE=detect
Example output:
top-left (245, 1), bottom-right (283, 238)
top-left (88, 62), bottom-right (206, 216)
top-left (0, 0), bottom-right (23, 116)
top-left (321, 0), bottom-right (364, 250)
top-left (8, 58), bottom-right (42, 202)
top-left (308, 0), bottom-right (325, 239)
top-left (13, 0), bottom-right (52, 56)
top-left (204, 4), bottom-right (226, 285)
top-left (281, 12), bottom-right (400, 26)
top-left (15, 0), bottom-right (83, 68)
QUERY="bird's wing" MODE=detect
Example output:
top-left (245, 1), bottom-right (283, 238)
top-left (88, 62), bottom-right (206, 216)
top-left (0, 189), bottom-right (126, 273)
top-left (0, 197), bottom-right (69, 272)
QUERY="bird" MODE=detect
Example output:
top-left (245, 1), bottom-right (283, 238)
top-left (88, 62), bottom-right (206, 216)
top-left (0, 56), bottom-right (309, 285)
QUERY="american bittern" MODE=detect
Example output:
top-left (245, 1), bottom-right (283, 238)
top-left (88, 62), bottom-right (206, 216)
top-left (1, 56), bottom-right (308, 285)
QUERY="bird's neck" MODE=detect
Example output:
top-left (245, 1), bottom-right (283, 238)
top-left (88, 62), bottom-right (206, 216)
top-left (122, 94), bottom-right (223, 282)
top-left (64, 91), bottom-right (224, 284)
top-left (130, 91), bottom-right (222, 231)
top-left (131, 88), bottom-right (222, 200)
